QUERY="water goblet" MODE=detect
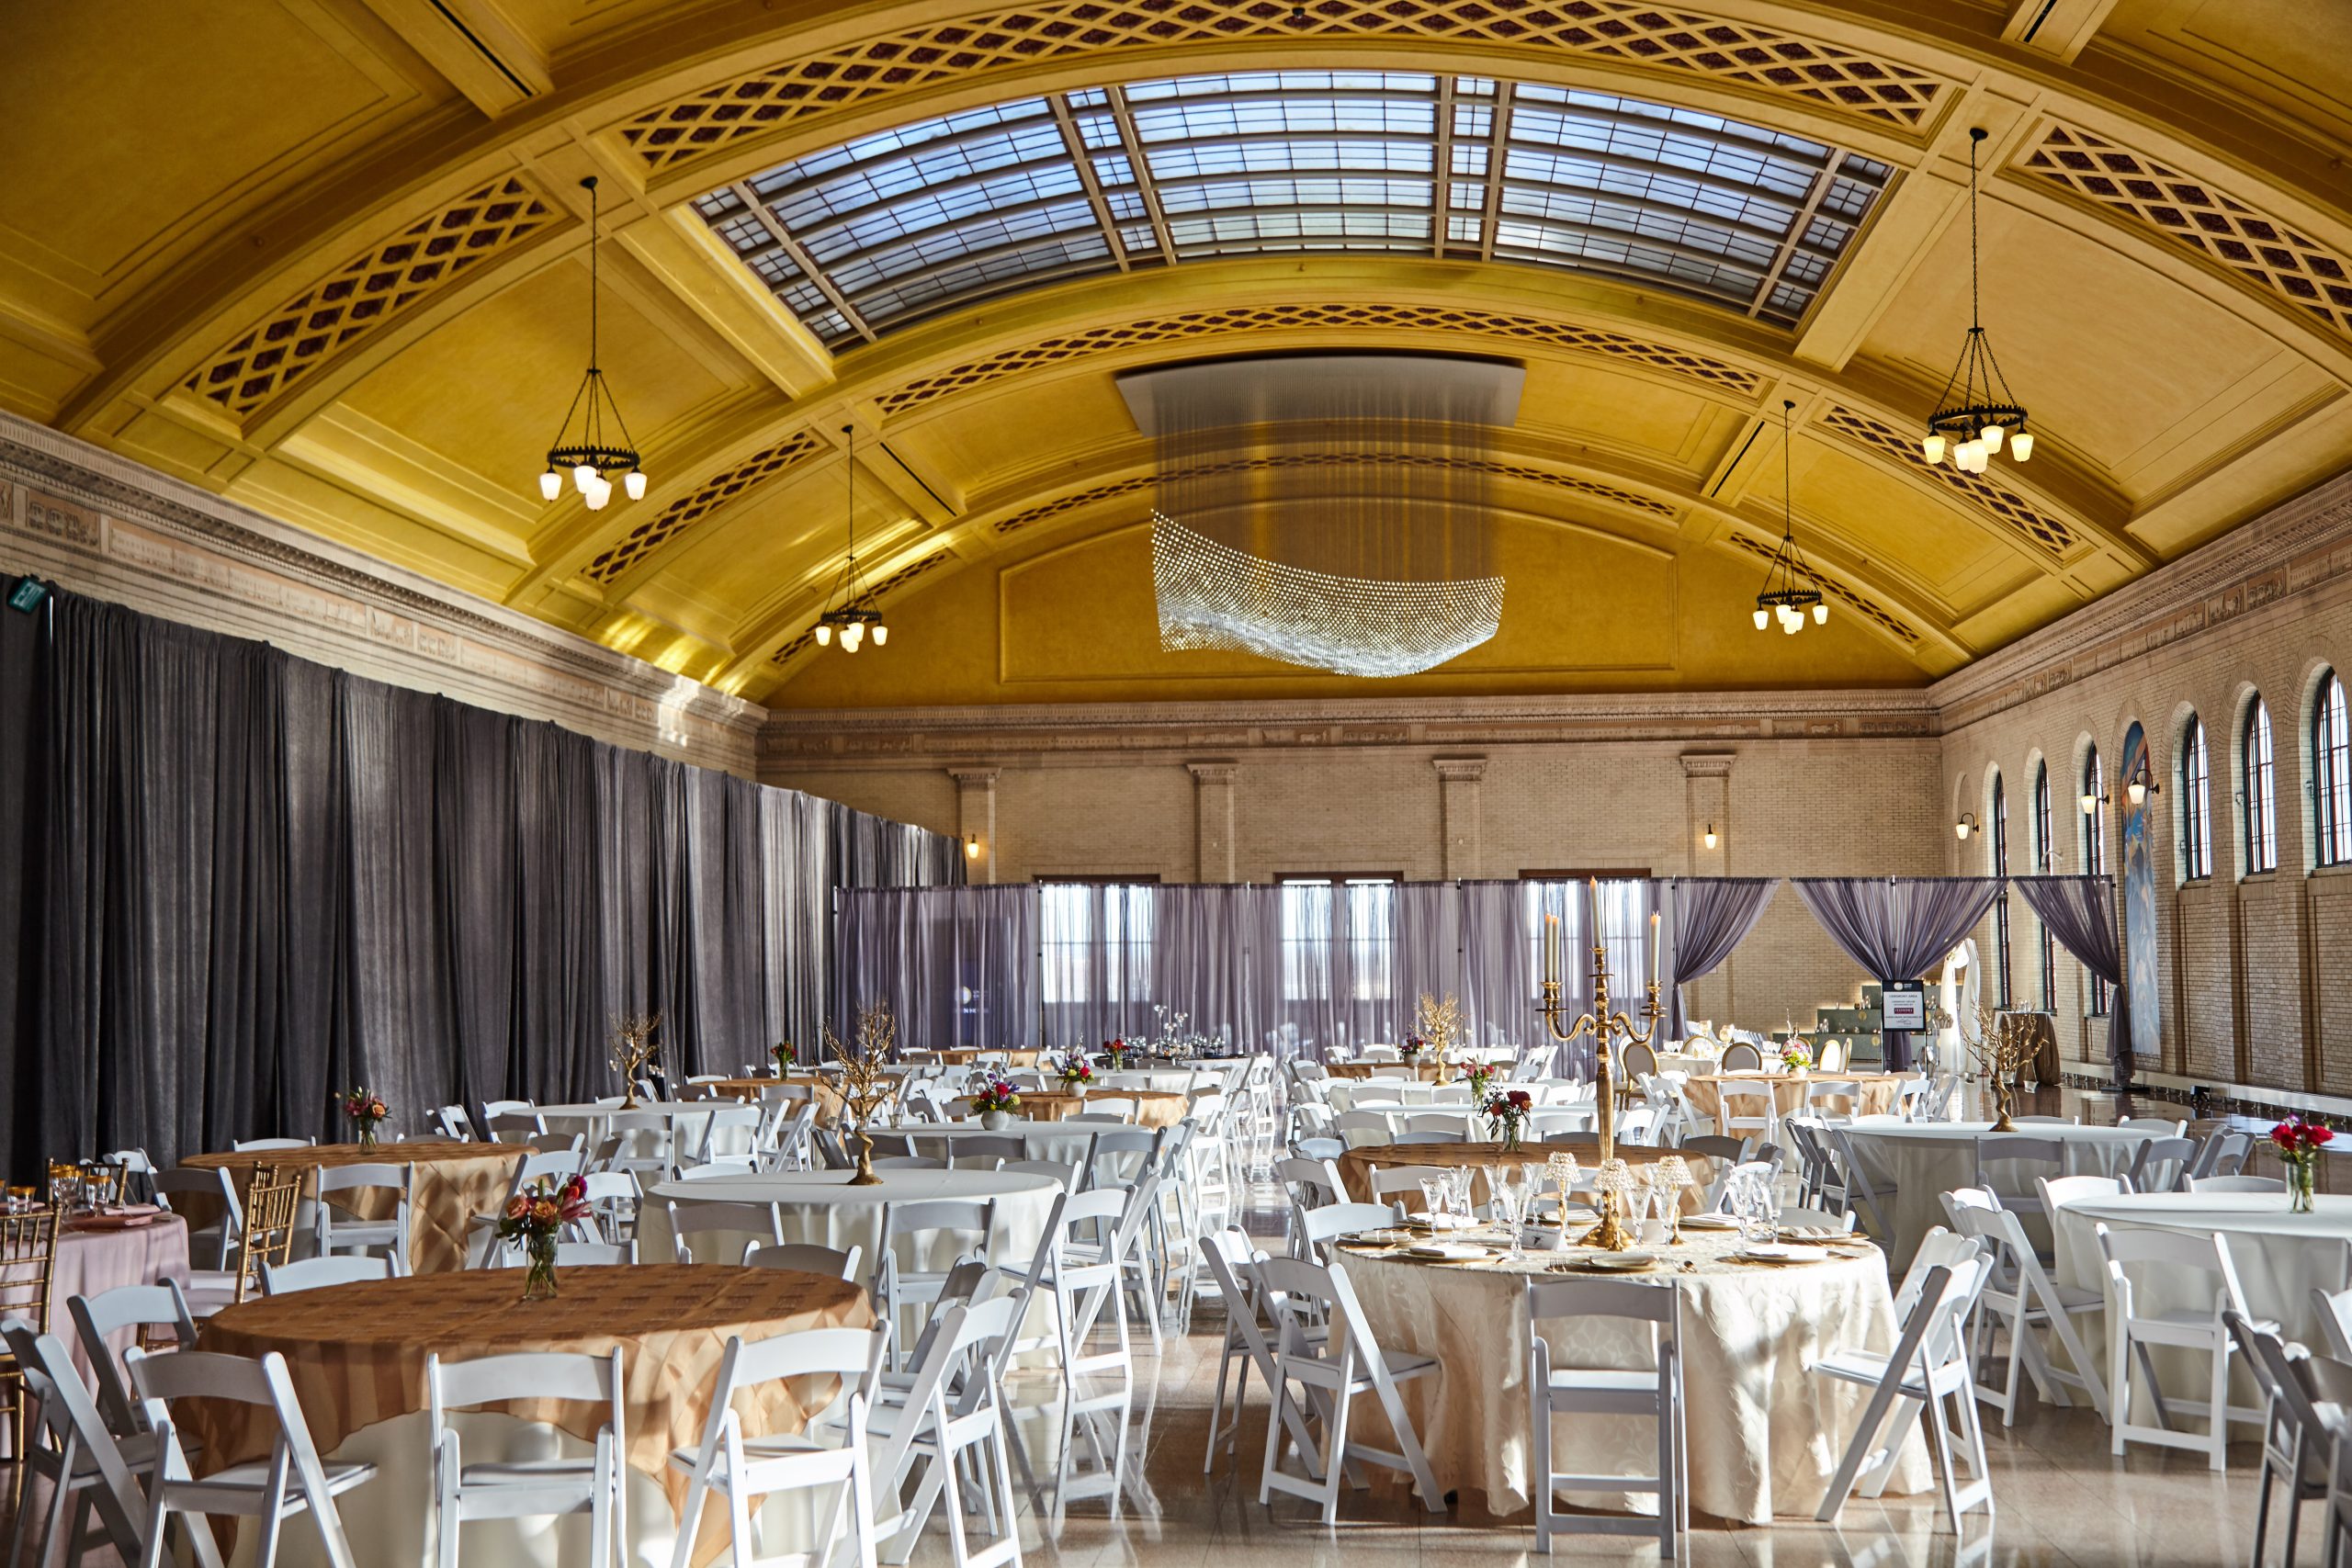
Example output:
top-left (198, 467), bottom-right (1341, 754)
top-left (1495, 1180), bottom-right (1525, 1259)
top-left (1418, 1179), bottom-right (1442, 1229)
top-left (1447, 1167), bottom-right (1475, 1224)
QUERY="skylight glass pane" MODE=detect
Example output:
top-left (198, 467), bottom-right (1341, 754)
top-left (693, 67), bottom-right (1885, 341)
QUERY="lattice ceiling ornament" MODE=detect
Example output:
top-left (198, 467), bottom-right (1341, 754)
top-left (1136, 354), bottom-right (1510, 678)
top-left (1750, 399), bottom-right (1824, 635)
top-left (1922, 129), bottom-right (2033, 475)
top-left (538, 177), bottom-right (647, 512)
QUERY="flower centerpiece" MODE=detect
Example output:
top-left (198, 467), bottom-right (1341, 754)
top-left (339, 1087), bottom-right (389, 1149)
top-left (1057, 1051), bottom-right (1094, 1094)
top-left (2272, 1114), bottom-right (2334, 1213)
top-left (497, 1174), bottom-right (588, 1300)
top-left (1103, 1037), bottom-right (1129, 1071)
top-left (769, 1039), bottom-right (794, 1076)
top-left (1779, 1039), bottom-right (1814, 1077)
top-left (1400, 1035), bottom-right (1427, 1064)
top-left (971, 1077), bottom-right (1023, 1130)
top-left (1483, 1088), bottom-right (1534, 1154)
top-left (1464, 1060), bottom-right (1498, 1104)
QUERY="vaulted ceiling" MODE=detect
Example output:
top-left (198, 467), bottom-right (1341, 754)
top-left (6, 0), bottom-right (2351, 707)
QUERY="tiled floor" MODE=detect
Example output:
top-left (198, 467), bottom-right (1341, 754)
top-left (968, 1173), bottom-right (2302, 1568)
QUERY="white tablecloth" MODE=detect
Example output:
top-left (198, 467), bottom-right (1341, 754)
top-left (875, 1120), bottom-right (1113, 1165)
top-left (2053, 1191), bottom-right (2352, 1414)
top-left (1334, 1101), bottom-right (1596, 1147)
top-left (534, 1100), bottom-right (756, 1159)
top-left (1842, 1122), bottom-right (2152, 1268)
top-left (1335, 1233), bottom-right (1928, 1522)
top-left (1324, 1077), bottom-right (1587, 1114)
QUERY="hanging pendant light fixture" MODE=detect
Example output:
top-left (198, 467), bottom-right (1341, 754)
top-left (813, 424), bottom-right (888, 653)
top-left (537, 176), bottom-right (645, 509)
top-left (1751, 400), bottom-right (1826, 635)
top-left (1923, 129), bottom-right (2033, 474)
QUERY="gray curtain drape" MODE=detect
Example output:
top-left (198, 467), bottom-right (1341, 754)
top-left (0, 589), bottom-right (958, 1177)
top-left (837, 885), bottom-right (1039, 1051)
top-left (1791, 876), bottom-right (2007, 1071)
top-left (1664, 876), bottom-right (1780, 1036)
top-left (2010, 874), bottom-right (2129, 1060)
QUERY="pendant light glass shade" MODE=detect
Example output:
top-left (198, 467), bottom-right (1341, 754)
top-left (1924, 130), bottom-right (2035, 472)
top-left (538, 177), bottom-right (646, 505)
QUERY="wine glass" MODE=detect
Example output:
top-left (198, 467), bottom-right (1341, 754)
top-left (1494, 1176), bottom-right (1525, 1260)
top-left (1447, 1167), bottom-right (1475, 1228)
top-left (1418, 1179), bottom-right (1442, 1229)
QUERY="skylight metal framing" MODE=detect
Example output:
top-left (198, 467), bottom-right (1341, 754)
top-left (693, 71), bottom-right (1891, 345)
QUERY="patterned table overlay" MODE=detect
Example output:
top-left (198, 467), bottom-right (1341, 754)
top-left (181, 1143), bottom-right (522, 1275)
top-left (1678, 1072), bottom-right (1906, 1128)
top-left (193, 1267), bottom-right (871, 1566)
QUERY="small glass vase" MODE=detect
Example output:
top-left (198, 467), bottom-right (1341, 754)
top-left (356, 1122), bottom-right (379, 1151)
top-left (2290, 1156), bottom-right (2317, 1214)
top-left (521, 1234), bottom-right (560, 1301)
top-left (1499, 1119), bottom-right (1522, 1156)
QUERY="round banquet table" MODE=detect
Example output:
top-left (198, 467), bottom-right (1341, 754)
top-left (182, 1142), bottom-right (520, 1275)
top-left (871, 1120), bottom-right (1117, 1165)
top-left (535, 1100), bottom-right (762, 1158)
top-left (1331, 1227), bottom-right (1928, 1521)
top-left (1332, 1102), bottom-right (1597, 1146)
top-left (191, 1266), bottom-right (871, 1568)
top-left (1335, 1141), bottom-right (1718, 1212)
top-left (920, 1048), bottom-right (1046, 1067)
top-left (1840, 1120), bottom-right (2152, 1268)
top-left (707, 1077), bottom-right (852, 1126)
top-left (51, 1211), bottom-right (191, 1380)
top-left (1001, 1089), bottom-right (1187, 1128)
top-left (1323, 1062), bottom-right (1448, 1081)
top-left (2053, 1190), bottom-right (2352, 1417)
top-left (1679, 1071), bottom-right (1906, 1127)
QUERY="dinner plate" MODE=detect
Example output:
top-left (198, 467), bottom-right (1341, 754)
top-left (1679, 1213), bottom-right (1740, 1230)
top-left (1735, 1243), bottom-right (1803, 1262)
top-left (1405, 1242), bottom-right (1487, 1261)
top-left (1584, 1250), bottom-right (1658, 1270)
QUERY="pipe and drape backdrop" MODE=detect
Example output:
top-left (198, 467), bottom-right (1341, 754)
top-left (0, 590), bottom-right (961, 1177)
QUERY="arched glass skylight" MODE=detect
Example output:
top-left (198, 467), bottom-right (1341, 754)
top-left (691, 71), bottom-right (1891, 345)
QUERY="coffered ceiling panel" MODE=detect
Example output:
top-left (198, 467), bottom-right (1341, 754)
top-left (5, 1), bottom-right (2350, 710)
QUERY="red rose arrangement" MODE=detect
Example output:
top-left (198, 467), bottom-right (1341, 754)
top-left (1483, 1088), bottom-right (1535, 1150)
top-left (1057, 1052), bottom-right (1093, 1089)
top-left (970, 1077), bottom-right (1023, 1115)
top-left (2273, 1114), bottom-right (2333, 1211)
top-left (497, 1174), bottom-right (589, 1298)
top-left (339, 1087), bottom-right (389, 1148)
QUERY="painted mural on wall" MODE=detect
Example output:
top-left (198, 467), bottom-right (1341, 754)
top-left (2119, 722), bottom-right (2161, 1067)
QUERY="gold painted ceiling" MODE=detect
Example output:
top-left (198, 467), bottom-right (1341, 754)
top-left (5, 0), bottom-right (2351, 708)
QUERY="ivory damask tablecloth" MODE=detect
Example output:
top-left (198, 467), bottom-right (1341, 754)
top-left (191, 1266), bottom-right (871, 1568)
top-left (1841, 1121), bottom-right (2152, 1268)
top-left (1334, 1232), bottom-right (1929, 1522)
top-left (180, 1142), bottom-right (519, 1275)
top-left (1335, 1141), bottom-right (1718, 1212)
top-left (1679, 1072), bottom-right (1906, 1127)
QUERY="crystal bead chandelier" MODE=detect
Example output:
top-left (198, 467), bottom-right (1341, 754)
top-left (1923, 129), bottom-right (2033, 474)
top-left (1753, 400), bottom-right (1826, 635)
top-left (814, 425), bottom-right (887, 653)
top-left (537, 176), bottom-right (644, 511)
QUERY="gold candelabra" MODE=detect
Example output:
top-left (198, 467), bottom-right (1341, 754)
top-left (1539, 908), bottom-right (1666, 1250)
top-left (1417, 992), bottom-right (1463, 1085)
top-left (829, 1003), bottom-right (901, 1185)
top-left (608, 1013), bottom-right (662, 1110)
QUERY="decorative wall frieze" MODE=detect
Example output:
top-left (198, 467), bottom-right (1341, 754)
top-left (0, 412), bottom-right (764, 775)
top-left (1930, 468), bottom-right (2352, 734)
top-left (616, 0), bottom-right (1946, 177)
top-left (760, 687), bottom-right (1941, 771)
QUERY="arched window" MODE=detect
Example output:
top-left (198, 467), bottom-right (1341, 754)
top-left (1990, 773), bottom-right (2011, 1010)
top-left (2318, 672), bottom-right (2351, 869)
top-left (2082, 748), bottom-right (2109, 1015)
top-left (2033, 761), bottom-right (2054, 1007)
top-left (2245, 697), bottom-right (2278, 874)
top-left (2180, 715), bottom-right (2211, 879)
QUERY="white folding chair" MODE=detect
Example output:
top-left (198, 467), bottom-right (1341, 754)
top-left (1812, 1253), bottom-right (1995, 1532)
top-left (743, 1241), bottom-right (865, 1280)
top-left (2190, 1174), bottom-right (2289, 1194)
top-left (2123, 1135), bottom-right (2198, 1194)
top-left (2232, 1313), bottom-right (2332, 1568)
top-left (1526, 1277), bottom-right (1685, 1557)
top-left (261, 1255), bottom-right (400, 1294)
top-left (311, 1162), bottom-right (413, 1265)
top-left (999, 1189), bottom-right (1133, 1521)
top-left (1297, 1202), bottom-right (1401, 1262)
top-left (0, 1325), bottom-right (150, 1568)
top-left (1713, 1081), bottom-right (1776, 1145)
top-left (128, 1347), bottom-right (379, 1568)
top-left (151, 1167), bottom-right (243, 1275)
top-left (875, 1199), bottom-right (997, 1345)
top-left (67, 1280), bottom-right (200, 1438)
top-left (663, 1199), bottom-right (784, 1266)
top-left (2314, 1282), bottom-right (2352, 1361)
top-left (1254, 1255), bottom-right (1442, 1525)
top-left (430, 1348), bottom-right (626, 1568)
top-left (2096, 1221), bottom-right (2269, 1471)
top-left (664, 1325), bottom-right (889, 1568)
top-left (1951, 1199), bottom-right (2109, 1425)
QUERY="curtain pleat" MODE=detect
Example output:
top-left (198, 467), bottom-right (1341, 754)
top-left (0, 590), bottom-right (959, 1178)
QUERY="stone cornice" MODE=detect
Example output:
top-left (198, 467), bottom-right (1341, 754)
top-left (0, 412), bottom-right (766, 775)
top-left (760, 686), bottom-right (1940, 770)
top-left (1928, 468), bottom-right (2352, 734)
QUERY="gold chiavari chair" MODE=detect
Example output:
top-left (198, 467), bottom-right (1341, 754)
top-left (0, 1206), bottom-right (62, 1501)
top-left (237, 1165), bottom-right (303, 1304)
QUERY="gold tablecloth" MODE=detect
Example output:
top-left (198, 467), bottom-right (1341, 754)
top-left (1679, 1072), bottom-right (1905, 1128)
top-left (925, 1049), bottom-right (1046, 1067)
top-left (192, 1266), bottom-right (871, 1566)
top-left (181, 1142), bottom-right (520, 1275)
top-left (1323, 1061), bottom-right (1447, 1081)
top-left (1336, 1141), bottom-right (1719, 1213)
top-left (1019, 1089), bottom-right (1187, 1128)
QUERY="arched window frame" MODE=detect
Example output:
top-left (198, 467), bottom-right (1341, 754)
top-left (2032, 761), bottom-right (2055, 1008)
top-left (2082, 747), bottom-right (2110, 1015)
top-left (2317, 672), bottom-right (2351, 869)
top-left (2245, 697), bottom-right (2278, 874)
top-left (2180, 715), bottom-right (2211, 880)
top-left (1990, 773), bottom-right (2011, 1010)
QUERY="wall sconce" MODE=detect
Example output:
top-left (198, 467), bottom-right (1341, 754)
top-left (2079, 788), bottom-right (2108, 816)
top-left (2124, 753), bottom-right (2159, 807)
top-left (964, 836), bottom-right (979, 861)
top-left (1702, 823), bottom-right (1718, 850)
top-left (1954, 813), bottom-right (1979, 840)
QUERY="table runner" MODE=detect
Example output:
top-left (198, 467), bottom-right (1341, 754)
top-left (194, 1266), bottom-right (870, 1566)
top-left (181, 1143), bottom-right (520, 1275)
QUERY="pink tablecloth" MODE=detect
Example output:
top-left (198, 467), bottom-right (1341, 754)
top-left (51, 1213), bottom-right (191, 1380)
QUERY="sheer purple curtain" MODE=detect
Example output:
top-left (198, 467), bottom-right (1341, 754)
top-left (1663, 877), bottom-right (1780, 1036)
top-left (2010, 874), bottom-right (2128, 1059)
top-left (1791, 877), bottom-right (2007, 1070)
top-left (1039, 883), bottom-right (1155, 1046)
top-left (1394, 881), bottom-right (1461, 1038)
top-left (835, 886), bottom-right (1038, 1052)
top-left (1461, 881), bottom-right (1597, 1076)
top-left (1151, 885), bottom-right (1260, 1055)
